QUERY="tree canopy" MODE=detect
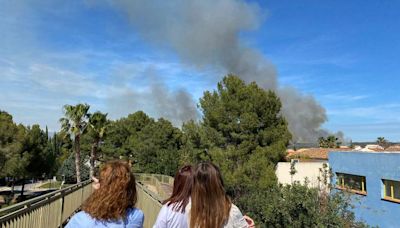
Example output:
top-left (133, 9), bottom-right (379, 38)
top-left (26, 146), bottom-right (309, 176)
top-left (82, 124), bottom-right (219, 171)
top-left (0, 75), bottom-right (367, 226)
top-left (0, 111), bottom-right (57, 190)
top-left (60, 103), bottom-right (90, 183)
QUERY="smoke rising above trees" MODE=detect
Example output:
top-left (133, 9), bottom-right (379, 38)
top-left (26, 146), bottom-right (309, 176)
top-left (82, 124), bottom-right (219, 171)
top-left (97, 0), bottom-right (342, 142)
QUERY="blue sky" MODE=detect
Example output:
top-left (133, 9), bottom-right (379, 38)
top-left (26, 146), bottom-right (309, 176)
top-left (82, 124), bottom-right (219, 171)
top-left (1, 0), bottom-right (399, 142)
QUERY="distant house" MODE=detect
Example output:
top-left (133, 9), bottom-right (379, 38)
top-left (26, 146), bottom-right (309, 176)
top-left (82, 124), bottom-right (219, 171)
top-left (385, 145), bottom-right (400, 151)
top-left (277, 148), bottom-right (346, 190)
top-left (329, 151), bottom-right (400, 227)
top-left (353, 145), bottom-right (363, 150)
top-left (286, 148), bottom-right (352, 161)
top-left (275, 161), bottom-right (330, 189)
top-left (364, 144), bottom-right (384, 151)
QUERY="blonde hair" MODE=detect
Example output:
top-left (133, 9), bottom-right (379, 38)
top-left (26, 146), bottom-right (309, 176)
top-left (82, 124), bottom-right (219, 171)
top-left (190, 162), bottom-right (231, 227)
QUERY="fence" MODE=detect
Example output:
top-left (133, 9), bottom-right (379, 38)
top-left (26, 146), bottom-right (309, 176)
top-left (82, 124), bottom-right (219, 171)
top-left (0, 180), bottom-right (92, 228)
top-left (0, 174), bottom-right (172, 228)
top-left (135, 173), bottom-right (174, 228)
top-left (135, 173), bottom-right (174, 201)
top-left (136, 183), bottom-right (163, 228)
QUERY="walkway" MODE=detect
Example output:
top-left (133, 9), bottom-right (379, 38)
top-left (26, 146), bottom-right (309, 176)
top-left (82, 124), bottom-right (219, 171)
top-left (0, 173), bottom-right (174, 228)
top-left (143, 183), bottom-right (173, 201)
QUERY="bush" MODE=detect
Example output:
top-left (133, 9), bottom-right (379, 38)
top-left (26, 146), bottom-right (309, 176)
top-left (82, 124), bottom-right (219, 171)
top-left (237, 183), bottom-right (368, 227)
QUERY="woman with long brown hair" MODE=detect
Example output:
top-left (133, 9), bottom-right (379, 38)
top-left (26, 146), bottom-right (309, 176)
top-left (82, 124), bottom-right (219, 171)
top-left (153, 165), bottom-right (193, 228)
top-left (189, 162), bottom-right (253, 228)
top-left (66, 160), bottom-right (144, 227)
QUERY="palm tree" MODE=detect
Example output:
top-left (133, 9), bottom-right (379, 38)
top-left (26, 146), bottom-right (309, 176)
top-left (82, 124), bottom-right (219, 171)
top-left (377, 137), bottom-right (388, 148)
top-left (88, 111), bottom-right (108, 178)
top-left (326, 135), bottom-right (338, 148)
top-left (60, 104), bottom-right (90, 183)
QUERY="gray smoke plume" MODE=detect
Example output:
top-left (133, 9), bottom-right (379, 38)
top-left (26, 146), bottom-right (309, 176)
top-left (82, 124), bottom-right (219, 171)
top-left (148, 70), bottom-right (199, 124)
top-left (278, 87), bottom-right (327, 142)
top-left (104, 0), bottom-right (335, 142)
top-left (106, 67), bottom-right (198, 126)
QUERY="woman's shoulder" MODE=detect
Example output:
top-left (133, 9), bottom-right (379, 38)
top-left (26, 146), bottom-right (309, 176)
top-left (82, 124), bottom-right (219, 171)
top-left (127, 207), bottom-right (144, 219)
top-left (126, 208), bottom-right (145, 227)
top-left (164, 201), bottom-right (185, 210)
top-left (65, 211), bottom-right (95, 227)
top-left (227, 204), bottom-right (248, 228)
top-left (230, 204), bottom-right (242, 215)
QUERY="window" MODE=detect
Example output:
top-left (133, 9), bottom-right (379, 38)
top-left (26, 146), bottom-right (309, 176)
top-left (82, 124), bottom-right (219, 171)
top-left (382, 179), bottom-right (400, 203)
top-left (336, 173), bottom-right (367, 195)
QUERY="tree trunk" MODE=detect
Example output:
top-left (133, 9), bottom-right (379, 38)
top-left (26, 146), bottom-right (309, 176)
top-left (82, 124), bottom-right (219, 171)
top-left (89, 141), bottom-right (97, 178)
top-left (75, 135), bottom-right (81, 183)
top-left (11, 178), bottom-right (15, 195)
top-left (20, 177), bottom-right (25, 197)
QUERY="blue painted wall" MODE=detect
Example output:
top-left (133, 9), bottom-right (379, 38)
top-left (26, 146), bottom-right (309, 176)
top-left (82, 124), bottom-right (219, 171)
top-left (329, 151), bottom-right (400, 228)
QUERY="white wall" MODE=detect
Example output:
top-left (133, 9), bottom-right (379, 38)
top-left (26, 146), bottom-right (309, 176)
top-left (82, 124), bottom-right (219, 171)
top-left (275, 161), bottom-right (330, 189)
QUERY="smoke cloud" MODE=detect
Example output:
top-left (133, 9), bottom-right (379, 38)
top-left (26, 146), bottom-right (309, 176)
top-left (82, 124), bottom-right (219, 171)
top-left (106, 67), bottom-right (198, 126)
top-left (148, 70), bottom-right (199, 124)
top-left (104, 0), bottom-right (336, 142)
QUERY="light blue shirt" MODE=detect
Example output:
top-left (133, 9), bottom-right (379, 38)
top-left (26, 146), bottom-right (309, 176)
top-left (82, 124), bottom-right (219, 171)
top-left (66, 208), bottom-right (144, 228)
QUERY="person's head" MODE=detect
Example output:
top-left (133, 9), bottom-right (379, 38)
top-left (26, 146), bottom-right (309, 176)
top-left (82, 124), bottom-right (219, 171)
top-left (190, 162), bottom-right (231, 228)
top-left (164, 165), bottom-right (193, 212)
top-left (82, 160), bottom-right (137, 220)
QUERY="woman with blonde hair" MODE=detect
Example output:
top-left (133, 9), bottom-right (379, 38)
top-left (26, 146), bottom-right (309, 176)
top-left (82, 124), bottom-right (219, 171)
top-left (188, 162), bottom-right (254, 228)
top-left (66, 160), bottom-right (144, 227)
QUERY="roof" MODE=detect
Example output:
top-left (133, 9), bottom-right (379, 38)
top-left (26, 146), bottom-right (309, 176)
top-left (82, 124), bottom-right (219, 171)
top-left (385, 145), bottom-right (400, 151)
top-left (365, 144), bottom-right (385, 151)
top-left (287, 148), bottom-right (353, 160)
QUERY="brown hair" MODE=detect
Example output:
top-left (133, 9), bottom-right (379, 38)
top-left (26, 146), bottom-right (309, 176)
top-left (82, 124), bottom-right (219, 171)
top-left (190, 162), bottom-right (231, 228)
top-left (82, 160), bottom-right (137, 220)
top-left (163, 165), bottom-right (193, 213)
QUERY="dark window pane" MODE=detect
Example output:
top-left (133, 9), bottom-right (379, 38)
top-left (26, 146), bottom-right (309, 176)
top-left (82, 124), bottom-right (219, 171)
top-left (336, 173), bottom-right (344, 186)
top-left (336, 173), bottom-right (365, 192)
top-left (385, 180), bottom-right (392, 198)
top-left (392, 180), bottom-right (400, 200)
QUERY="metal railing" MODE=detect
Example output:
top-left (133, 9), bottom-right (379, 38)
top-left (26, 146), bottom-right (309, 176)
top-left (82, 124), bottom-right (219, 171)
top-left (0, 180), bottom-right (92, 228)
top-left (0, 174), bottom-right (173, 228)
top-left (136, 183), bottom-right (163, 228)
top-left (135, 173), bottom-right (174, 201)
top-left (135, 174), bottom-right (174, 228)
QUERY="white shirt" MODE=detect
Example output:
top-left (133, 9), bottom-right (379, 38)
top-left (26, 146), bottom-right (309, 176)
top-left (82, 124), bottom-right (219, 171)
top-left (153, 202), bottom-right (189, 228)
top-left (186, 202), bottom-right (248, 228)
top-left (224, 204), bottom-right (248, 228)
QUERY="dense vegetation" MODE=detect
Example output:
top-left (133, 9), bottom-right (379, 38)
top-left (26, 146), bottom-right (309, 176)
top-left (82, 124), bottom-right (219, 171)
top-left (318, 135), bottom-right (342, 148)
top-left (0, 75), bottom-right (367, 226)
top-left (0, 111), bottom-right (58, 186)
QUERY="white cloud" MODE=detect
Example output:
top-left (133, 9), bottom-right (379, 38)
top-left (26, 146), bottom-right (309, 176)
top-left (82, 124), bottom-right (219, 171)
top-left (322, 93), bottom-right (369, 101)
top-left (328, 103), bottom-right (400, 122)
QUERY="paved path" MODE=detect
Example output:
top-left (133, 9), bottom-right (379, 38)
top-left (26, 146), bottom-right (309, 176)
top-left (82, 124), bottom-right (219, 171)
top-left (160, 183), bottom-right (173, 196)
top-left (143, 182), bottom-right (173, 200)
top-left (0, 180), bottom-right (54, 192)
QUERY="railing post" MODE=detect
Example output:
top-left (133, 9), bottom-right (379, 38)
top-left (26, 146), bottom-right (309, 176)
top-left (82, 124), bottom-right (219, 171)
top-left (81, 182), bottom-right (84, 207)
top-left (59, 190), bottom-right (65, 228)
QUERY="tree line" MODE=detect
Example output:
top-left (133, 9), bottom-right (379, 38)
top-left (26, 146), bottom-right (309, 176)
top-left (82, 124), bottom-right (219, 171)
top-left (0, 112), bottom-right (57, 191)
top-left (0, 75), bottom-right (367, 226)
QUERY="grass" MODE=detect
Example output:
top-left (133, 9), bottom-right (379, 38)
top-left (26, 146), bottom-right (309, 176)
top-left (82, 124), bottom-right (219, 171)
top-left (38, 181), bottom-right (62, 189)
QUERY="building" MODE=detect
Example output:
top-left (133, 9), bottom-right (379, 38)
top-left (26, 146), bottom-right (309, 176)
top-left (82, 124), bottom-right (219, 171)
top-left (364, 144), bottom-right (385, 151)
top-left (385, 145), bottom-right (400, 151)
top-left (275, 161), bottom-right (329, 189)
top-left (287, 147), bottom-right (352, 161)
top-left (277, 148), bottom-right (338, 189)
top-left (329, 151), bottom-right (400, 227)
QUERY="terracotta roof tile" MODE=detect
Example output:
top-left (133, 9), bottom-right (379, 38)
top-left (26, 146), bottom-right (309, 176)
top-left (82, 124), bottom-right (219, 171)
top-left (287, 148), bottom-right (353, 160)
top-left (385, 145), bottom-right (400, 151)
